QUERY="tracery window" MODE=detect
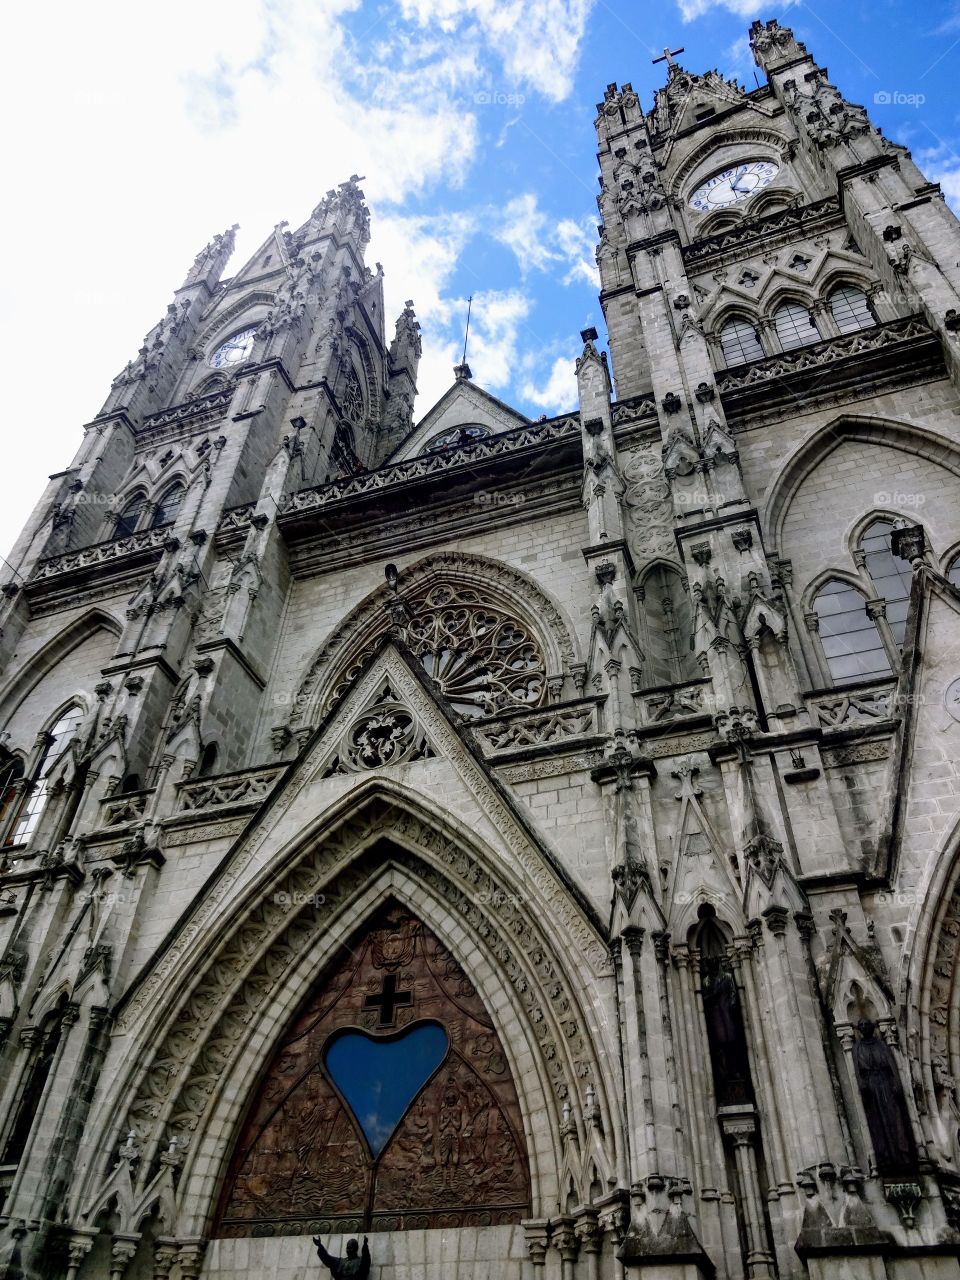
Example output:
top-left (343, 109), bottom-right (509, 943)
top-left (829, 284), bottom-right (876, 334)
top-left (341, 366), bottom-right (365, 425)
top-left (113, 492), bottom-right (146, 539)
top-left (859, 519), bottom-right (912, 648)
top-left (330, 584), bottom-right (547, 719)
top-left (773, 302), bottom-right (820, 351)
top-left (216, 902), bottom-right (530, 1237)
top-left (719, 317), bottom-right (764, 367)
top-left (812, 580), bottom-right (891, 682)
top-left (12, 706), bottom-right (82, 844)
top-left (426, 425), bottom-right (490, 452)
top-left (0, 756), bottom-right (24, 844)
top-left (151, 482), bottom-right (185, 529)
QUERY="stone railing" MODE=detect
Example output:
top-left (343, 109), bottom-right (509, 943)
top-left (139, 387), bottom-right (234, 432)
top-left (282, 414), bottom-right (582, 515)
top-left (715, 315), bottom-right (932, 395)
top-left (682, 196), bottom-right (840, 267)
top-left (611, 393), bottom-right (657, 426)
top-left (33, 526), bottom-right (172, 582)
top-left (99, 789), bottom-right (152, 828)
top-left (217, 503), bottom-right (257, 537)
top-left (177, 764), bottom-right (285, 814)
top-left (473, 700), bottom-right (600, 755)
top-left (806, 678), bottom-right (898, 729)
top-left (637, 678), bottom-right (713, 726)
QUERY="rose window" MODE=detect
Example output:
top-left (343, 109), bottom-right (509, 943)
top-left (329, 584), bottom-right (547, 719)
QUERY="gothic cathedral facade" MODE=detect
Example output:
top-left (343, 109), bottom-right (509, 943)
top-left (3, 18), bottom-right (960, 1280)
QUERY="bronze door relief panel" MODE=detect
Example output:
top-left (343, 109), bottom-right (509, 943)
top-left (216, 902), bottom-right (531, 1237)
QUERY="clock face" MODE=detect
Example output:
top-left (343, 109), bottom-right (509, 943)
top-left (210, 326), bottom-right (257, 368)
top-left (689, 160), bottom-right (779, 212)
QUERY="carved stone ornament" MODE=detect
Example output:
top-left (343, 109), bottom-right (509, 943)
top-left (216, 902), bottom-right (530, 1236)
top-left (324, 686), bottom-right (436, 774)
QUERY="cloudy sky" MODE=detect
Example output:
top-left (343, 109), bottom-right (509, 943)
top-left (1, 0), bottom-right (958, 559)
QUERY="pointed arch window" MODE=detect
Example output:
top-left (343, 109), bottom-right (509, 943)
top-left (947, 554), bottom-right (960, 588)
top-left (1, 999), bottom-right (68, 1165)
top-left (859, 519), bottom-right (913, 648)
top-left (113, 492), bottom-right (146, 539)
top-left (812, 580), bottom-right (891, 682)
top-left (151, 482), bottom-right (185, 529)
top-left (696, 912), bottom-right (754, 1107)
top-left (774, 302), bottom-right (820, 351)
top-left (12, 706), bottom-right (82, 844)
top-left (0, 756), bottom-right (24, 843)
top-left (719, 317), bottom-right (764, 367)
top-left (829, 284), bottom-right (876, 334)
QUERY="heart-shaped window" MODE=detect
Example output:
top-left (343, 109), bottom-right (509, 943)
top-left (324, 1022), bottom-right (449, 1156)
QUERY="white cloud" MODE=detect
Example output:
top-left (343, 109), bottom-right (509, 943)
top-left (521, 354), bottom-right (578, 412)
top-left (677, 0), bottom-right (783, 21)
top-left (495, 195), bottom-right (599, 286)
top-left (398, 0), bottom-right (594, 102)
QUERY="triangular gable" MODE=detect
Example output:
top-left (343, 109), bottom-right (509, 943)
top-left (387, 378), bottom-right (531, 463)
top-left (115, 638), bottom-right (610, 1026)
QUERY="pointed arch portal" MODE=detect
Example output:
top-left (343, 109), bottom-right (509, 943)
top-left (214, 900), bottom-right (530, 1237)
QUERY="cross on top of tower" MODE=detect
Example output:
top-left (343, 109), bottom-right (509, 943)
top-left (653, 46), bottom-right (684, 67)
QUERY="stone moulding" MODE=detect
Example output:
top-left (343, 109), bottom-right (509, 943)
top-left (806, 679), bottom-right (898, 730)
top-left (32, 526), bottom-right (171, 584)
top-left (279, 414), bottom-right (582, 516)
top-left (176, 764), bottom-right (285, 814)
top-left (107, 807), bottom-right (609, 1228)
top-left (472, 698), bottom-right (602, 756)
top-left (139, 388), bottom-right (234, 433)
top-left (721, 312), bottom-right (942, 401)
top-left (682, 195), bottom-right (841, 268)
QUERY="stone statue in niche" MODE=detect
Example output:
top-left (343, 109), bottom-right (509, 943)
top-left (853, 1019), bottom-right (918, 1174)
top-left (314, 1236), bottom-right (371, 1277)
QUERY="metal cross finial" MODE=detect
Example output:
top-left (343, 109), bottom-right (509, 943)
top-left (653, 46), bottom-right (684, 67)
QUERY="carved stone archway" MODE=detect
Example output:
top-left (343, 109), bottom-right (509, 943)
top-left (72, 790), bottom-right (617, 1241)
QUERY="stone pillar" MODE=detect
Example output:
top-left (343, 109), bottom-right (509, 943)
top-left (63, 1229), bottom-right (97, 1280)
top-left (574, 1208), bottom-right (602, 1280)
top-left (719, 1109), bottom-right (776, 1278)
top-left (523, 1220), bottom-right (550, 1271)
top-left (177, 1240), bottom-right (207, 1280)
top-left (152, 1239), bottom-right (179, 1280)
top-left (110, 1233), bottom-right (140, 1280)
top-left (596, 1190), bottom-right (629, 1280)
top-left (553, 1216), bottom-right (579, 1280)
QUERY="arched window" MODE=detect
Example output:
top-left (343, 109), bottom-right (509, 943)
top-left (113, 492), bottom-right (146, 539)
top-left (774, 302), bottom-right (820, 351)
top-left (719, 317), bottom-right (764, 366)
top-left (12, 707), bottom-right (82, 845)
top-left (859, 519), bottom-right (912, 648)
top-left (638, 566), bottom-right (699, 686)
top-left (947, 555), bottom-right (960, 588)
top-left (2, 1001), bottom-right (67, 1164)
top-left (695, 910), bottom-right (754, 1107)
top-left (813, 580), bottom-right (891, 682)
top-left (150, 482), bottom-right (184, 529)
top-left (197, 742), bottom-right (219, 777)
top-left (0, 756), bottom-right (24, 840)
top-left (829, 284), bottom-right (876, 334)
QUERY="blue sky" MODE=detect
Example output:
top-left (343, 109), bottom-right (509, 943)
top-left (1, 0), bottom-right (958, 557)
